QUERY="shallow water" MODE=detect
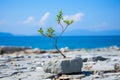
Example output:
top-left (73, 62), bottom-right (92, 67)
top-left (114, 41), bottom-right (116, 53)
top-left (0, 36), bottom-right (120, 49)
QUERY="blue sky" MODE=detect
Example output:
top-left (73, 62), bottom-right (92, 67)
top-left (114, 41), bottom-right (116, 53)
top-left (0, 0), bottom-right (120, 36)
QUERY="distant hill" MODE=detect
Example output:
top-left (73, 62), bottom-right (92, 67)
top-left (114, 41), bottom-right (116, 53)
top-left (0, 32), bottom-right (13, 36)
top-left (1, 30), bottom-right (120, 37)
top-left (64, 30), bottom-right (120, 36)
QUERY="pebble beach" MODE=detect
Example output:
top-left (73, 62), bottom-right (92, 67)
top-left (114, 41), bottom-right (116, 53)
top-left (0, 46), bottom-right (120, 80)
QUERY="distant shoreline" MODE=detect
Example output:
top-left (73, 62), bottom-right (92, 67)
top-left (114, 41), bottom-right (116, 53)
top-left (1, 35), bottom-right (120, 37)
top-left (0, 45), bottom-right (120, 55)
top-left (0, 45), bottom-right (119, 49)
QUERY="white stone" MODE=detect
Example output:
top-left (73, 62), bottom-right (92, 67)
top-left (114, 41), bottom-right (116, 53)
top-left (24, 49), bottom-right (33, 53)
top-left (91, 61), bottom-right (115, 71)
top-left (60, 47), bottom-right (69, 52)
top-left (33, 48), bottom-right (41, 53)
top-left (44, 57), bottom-right (83, 74)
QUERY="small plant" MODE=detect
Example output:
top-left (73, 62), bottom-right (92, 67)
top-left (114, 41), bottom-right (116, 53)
top-left (38, 10), bottom-right (74, 58)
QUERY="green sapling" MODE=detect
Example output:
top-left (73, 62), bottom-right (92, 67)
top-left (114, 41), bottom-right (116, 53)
top-left (38, 10), bottom-right (74, 58)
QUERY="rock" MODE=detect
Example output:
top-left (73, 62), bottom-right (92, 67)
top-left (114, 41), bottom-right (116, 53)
top-left (0, 57), bottom-right (11, 62)
top-left (44, 73), bottom-right (57, 79)
top-left (60, 47), bottom-right (69, 52)
top-left (24, 49), bottom-right (33, 53)
top-left (57, 75), bottom-right (72, 80)
top-left (40, 53), bottom-right (52, 58)
top-left (44, 57), bottom-right (83, 74)
top-left (109, 46), bottom-right (120, 50)
top-left (39, 50), bottom-right (47, 53)
top-left (47, 47), bottom-right (69, 54)
top-left (0, 46), bottom-right (31, 53)
top-left (92, 56), bottom-right (108, 62)
top-left (25, 48), bottom-right (46, 54)
top-left (47, 50), bottom-right (59, 53)
top-left (12, 56), bottom-right (24, 61)
top-left (32, 48), bottom-right (41, 53)
top-left (91, 61), bottom-right (115, 72)
top-left (33, 48), bottom-right (47, 53)
top-left (82, 58), bottom-right (88, 62)
top-left (0, 48), bottom-right (4, 55)
top-left (114, 63), bottom-right (120, 72)
top-left (11, 71), bottom-right (23, 76)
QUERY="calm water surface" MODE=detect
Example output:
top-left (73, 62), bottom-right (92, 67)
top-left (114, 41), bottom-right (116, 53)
top-left (0, 36), bottom-right (120, 49)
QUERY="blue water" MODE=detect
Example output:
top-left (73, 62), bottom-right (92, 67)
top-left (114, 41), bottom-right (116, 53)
top-left (0, 36), bottom-right (120, 49)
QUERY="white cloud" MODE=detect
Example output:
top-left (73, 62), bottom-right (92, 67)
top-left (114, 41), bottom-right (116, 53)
top-left (95, 22), bottom-right (107, 28)
top-left (88, 22), bottom-right (108, 31)
top-left (17, 16), bottom-right (35, 25)
top-left (39, 12), bottom-right (50, 26)
top-left (23, 16), bottom-right (35, 24)
top-left (17, 12), bottom-right (50, 26)
top-left (63, 13), bottom-right (84, 22)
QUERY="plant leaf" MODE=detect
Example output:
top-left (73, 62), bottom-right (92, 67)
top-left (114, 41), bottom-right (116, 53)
top-left (46, 27), bottom-right (55, 37)
top-left (38, 27), bottom-right (43, 34)
top-left (57, 10), bottom-right (63, 24)
top-left (63, 20), bottom-right (74, 25)
top-left (71, 20), bottom-right (74, 24)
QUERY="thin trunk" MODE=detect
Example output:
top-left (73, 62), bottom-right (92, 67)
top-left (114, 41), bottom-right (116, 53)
top-left (53, 25), bottom-right (68, 58)
top-left (54, 37), bottom-right (66, 58)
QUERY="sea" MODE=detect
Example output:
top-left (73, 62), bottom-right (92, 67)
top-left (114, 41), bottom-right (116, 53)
top-left (0, 36), bottom-right (120, 50)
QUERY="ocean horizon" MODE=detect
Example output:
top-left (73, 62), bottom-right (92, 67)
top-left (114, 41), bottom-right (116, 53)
top-left (0, 36), bottom-right (120, 50)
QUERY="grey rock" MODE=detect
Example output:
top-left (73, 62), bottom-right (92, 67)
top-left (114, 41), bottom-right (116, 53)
top-left (114, 63), bottom-right (120, 72)
top-left (0, 46), bottom-right (31, 53)
top-left (39, 50), bottom-right (47, 53)
top-left (92, 56), bottom-right (108, 62)
top-left (11, 71), bottom-right (23, 76)
top-left (82, 58), bottom-right (88, 62)
top-left (0, 57), bottom-right (10, 62)
top-left (44, 57), bottom-right (83, 74)
top-left (33, 48), bottom-right (46, 53)
top-left (47, 50), bottom-right (59, 53)
top-left (44, 73), bottom-right (57, 79)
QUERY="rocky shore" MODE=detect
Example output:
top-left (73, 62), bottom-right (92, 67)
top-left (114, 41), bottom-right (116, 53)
top-left (0, 46), bottom-right (120, 80)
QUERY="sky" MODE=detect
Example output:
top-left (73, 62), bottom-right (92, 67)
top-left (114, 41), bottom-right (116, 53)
top-left (0, 0), bottom-right (120, 36)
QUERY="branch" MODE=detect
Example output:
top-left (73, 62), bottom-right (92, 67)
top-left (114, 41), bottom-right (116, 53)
top-left (59, 23), bottom-right (69, 37)
top-left (60, 23), bottom-right (64, 32)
